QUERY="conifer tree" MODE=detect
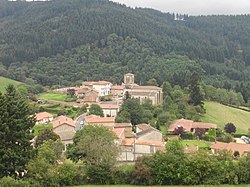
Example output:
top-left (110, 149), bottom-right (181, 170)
top-left (189, 72), bottom-right (204, 107)
top-left (0, 85), bottom-right (35, 178)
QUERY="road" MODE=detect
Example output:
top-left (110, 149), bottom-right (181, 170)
top-left (75, 114), bottom-right (86, 131)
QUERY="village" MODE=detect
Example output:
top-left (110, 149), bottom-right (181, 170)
top-left (34, 73), bottom-right (250, 161)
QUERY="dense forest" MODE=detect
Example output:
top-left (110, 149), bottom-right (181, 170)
top-left (1, 0), bottom-right (250, 100)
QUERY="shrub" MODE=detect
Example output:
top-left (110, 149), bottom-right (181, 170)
top-left (57, 162), bottom-right (78, 186)
top-left (181, 132), bottom-right (196, 140)
top-left (130, 159), bottom-right (153, 185)
top-left (112, 164), bottom-right (134, 184)
top-left (0, 177), bottom-right (30, 187)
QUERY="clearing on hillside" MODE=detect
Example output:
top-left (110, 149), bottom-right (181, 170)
top-left (201, 102), bottom-right (250, 134)
top-left (0, 76), bottom-right (24, 92)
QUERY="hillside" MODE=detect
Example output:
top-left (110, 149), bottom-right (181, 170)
top-left (201, 102), bottom-right (250, 134)
top-left (0, 0), bottom-right (250, 97)
top-left (0, 76), bottom-right (24, 92)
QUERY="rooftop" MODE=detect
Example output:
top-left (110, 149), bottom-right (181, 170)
top-left (99, 104), bottom-right (120, 109)
top-left (168, 119), bottom-right (217, 132)
top-left (52, 116), bottom-right (75, 128)
top-left (36, 112), bottom-right (53, 121)
top-left (85, 115), bottom-right (115, 124)
top-left (211, 142), bottom-right (250, 155)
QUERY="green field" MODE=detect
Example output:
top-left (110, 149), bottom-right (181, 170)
top-left (33, 123), bottom-right (52, 136)
top-left (38, 92), bottom-right (68, 102)
top-left (72, 185), bottom-right (250, 187)
top-left (182, 140), bottom-right (212, 149)
top-left (201, 102), bottom-right (250, 134)
top-left (0, 76), bottom-right (24, 92)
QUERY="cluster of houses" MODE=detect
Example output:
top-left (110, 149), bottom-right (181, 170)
top-left (35, 110), bottom-right (250, 160)
top-left (35, 112), bottom-right (165, 161)
top-left (34, 73), bottom-right (250, 159)
top-left (53, 73), bottom-right (163, 105)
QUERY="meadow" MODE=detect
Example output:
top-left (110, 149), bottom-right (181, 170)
top-left (201, 102), bottom-right (250, 134)
top-left (38, 92), bottom-right (68, 102)
top-left (0, 76), bottom-right (24, 92)
top-left (182, 140), bottom-right (212, 149)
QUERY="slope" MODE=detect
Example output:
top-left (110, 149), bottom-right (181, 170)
top-left (0, 76), bottom-right (24, 92)
top-left (201, 102), bottom-right (250, 134)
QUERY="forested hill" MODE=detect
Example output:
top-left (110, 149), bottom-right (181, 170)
top-left (1, 0), bottom-right (250, 91)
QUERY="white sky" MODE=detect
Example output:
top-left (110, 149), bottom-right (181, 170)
top-left (111, 0), bottom-right (250, 15)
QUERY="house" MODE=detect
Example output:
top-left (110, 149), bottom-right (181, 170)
top-left (123, 73), bottom-right (163, 105)
top-left (84, 115), bottom-right (115, 127)
top-left (74, 87), bottom-right (89, 98)
top-left (52, 116), bottom-right (76, 149)
top-left (99, 104), bottom-right (120, 117)
top-left (136, 124), bottom-right (163, 142)
top-left (82, 90), bottom-right (99, 104)
top-left (117, 123), bottom-right (165, 162)
top-left (167, 119), bottom-right (217, 133)
top-left (111, 85), bottom-right (124, 96)
top-left (35, 112), bottom-right (54, 125)
top-left (210, 142), bottom-right (250, 157)
top-left (82, 81), bottom-right (112, 96)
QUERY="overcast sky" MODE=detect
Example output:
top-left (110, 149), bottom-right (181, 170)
top-left (111, 0), bottom-right (250, 15)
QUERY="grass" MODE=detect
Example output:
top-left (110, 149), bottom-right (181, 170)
top-left (201, 101), bottom-right (250, 134)
top-left (33, 123), bottom-right (52, 136)
top-left (72, 185), bottom-right (250, 187)
top-left (182, 140), bottom-right (212, 149)
top-left (0, 76), bottom-right (25, 92)
top-left (38, 92), bottom-right (68, 102)
top-left (39, 103), bottom-right (79, 119)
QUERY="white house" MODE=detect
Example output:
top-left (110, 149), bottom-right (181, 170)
top-left (99, 104), bottom-right (120, 117)
top-left (35, 112), bottom-right (54, 125)
top-left (82, 81), bottom-right (112, 96)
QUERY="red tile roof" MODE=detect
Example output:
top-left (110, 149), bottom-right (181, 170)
top-left (99, 104), bottom-right (119, 109)
top-left (136, 139), bottom-right (165, 147)
top-left (168, 119), bottom-right (217, 132)
top-left (36, 112), bottom-right (53, 121)
top-left (83, 81), bottom-right (112, 86)
top-left (113, 128), bottom-right (125, 138)
top-left (111, 85), bottom-right (124, 90)
top-left (83, 90), bottom-right (98, 103)
top-left (52, 116), bottom-right (75, 128)
top-left (211, 142), bottom-right (250, 155)
top-left (85, 115), bottom-right (115, 124)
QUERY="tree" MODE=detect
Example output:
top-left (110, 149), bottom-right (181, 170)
top-left (35, 128), bottom-right (60, 148)
top-left (189, 72), bottom-right (204, 107)
top-left (117, 98), bottom-right (143, 126)
top-left (165, 139), bottom-right (184, 156)
top-left (88, 104), bottom-right (104, 117)
top-left (0, 85), bottom-right (35, 178)
top-left (146, 78), bottom-right (158, 86)
top-left (194, 128), bottom-right (206, 139)
top-left (173, 126), bottom-right (184, 135)
top-left (224, 123), bottom-right (236, 134)
top-left (26, 140), bottom-right (63, 186)
top-left (67, 125), bottom-right (119, 165)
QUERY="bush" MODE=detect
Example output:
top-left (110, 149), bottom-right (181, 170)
top-left (217, 133), bottom-right (234, 143)
top-left (181, 132), bottom-right (196, 140)
top-left (130, 158), bottom-right (153, 185)
top-left (112, 164), bottom-right (134, 184)
top-left (0, 177), bottom-right (30, 187)
top-left (57, 162), bottom-right (78, 186)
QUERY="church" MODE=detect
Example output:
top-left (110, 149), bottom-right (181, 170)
top-left (122, 73), bottom-right (163, 105)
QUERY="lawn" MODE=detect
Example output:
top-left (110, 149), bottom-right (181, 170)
top-left (38, 92), bottom-right (68, 102)
top-left (0, 76), bottom-right (25, 92)
top-left (33, 123), bottom-right (52, 136)
top-left (201, 101), bottom-right (250, 134)
top-left (39, 103), bottom-right (79, 119)
top-left (72, 185), bottom-right (250, 187)
top-left (182, 140), bottom-right (212, 149)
